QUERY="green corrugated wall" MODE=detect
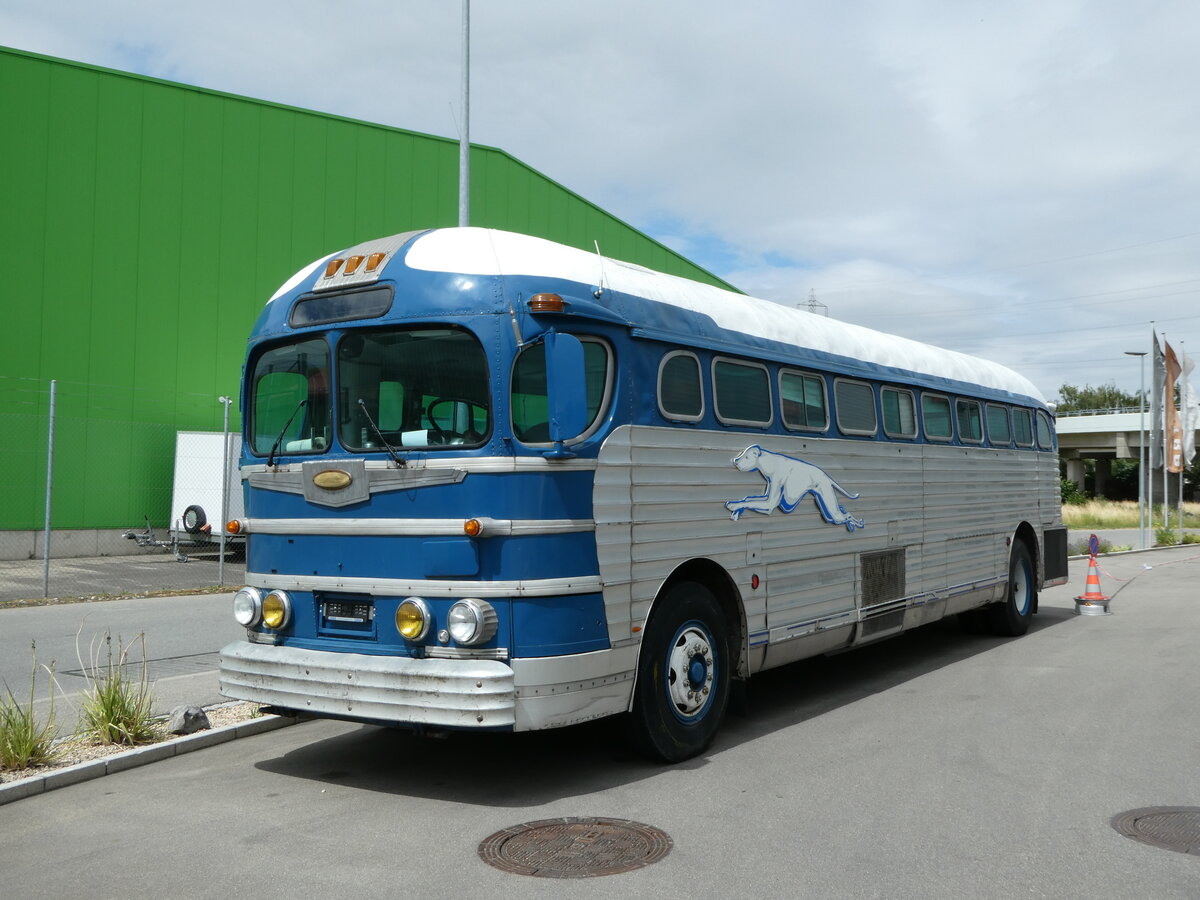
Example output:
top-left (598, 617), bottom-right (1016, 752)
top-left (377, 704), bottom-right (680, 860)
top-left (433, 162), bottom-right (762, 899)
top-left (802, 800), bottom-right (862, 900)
top-left (0, 46), bottom-right (735, 532)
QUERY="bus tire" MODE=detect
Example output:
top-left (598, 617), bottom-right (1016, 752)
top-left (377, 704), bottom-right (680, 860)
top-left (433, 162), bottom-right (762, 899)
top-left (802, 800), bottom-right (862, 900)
top-left (629, 582), bottom-right (731, 763)
top-left (987, 541), bottom-right (1036, 636)
top-left (182, 505), bottom-right (207, 534)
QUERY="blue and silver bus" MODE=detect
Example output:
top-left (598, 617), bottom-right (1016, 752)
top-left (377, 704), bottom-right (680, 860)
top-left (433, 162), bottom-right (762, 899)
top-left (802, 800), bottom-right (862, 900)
top-left (218, 227), bottom-right (1068, 762)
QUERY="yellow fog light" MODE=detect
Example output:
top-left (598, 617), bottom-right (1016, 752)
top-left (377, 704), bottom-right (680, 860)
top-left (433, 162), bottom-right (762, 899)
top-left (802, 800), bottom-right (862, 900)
top-left (395, 597), bottom-right (431, 642)
top-left (262, 590), bottom-right (292, 630)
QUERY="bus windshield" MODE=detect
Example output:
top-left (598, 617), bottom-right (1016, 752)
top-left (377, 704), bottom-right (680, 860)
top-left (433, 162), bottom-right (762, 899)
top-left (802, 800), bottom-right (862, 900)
top-left (249, 327), bottom-right (490, 457)
top-left (336, 326), bottom-right (490, 450)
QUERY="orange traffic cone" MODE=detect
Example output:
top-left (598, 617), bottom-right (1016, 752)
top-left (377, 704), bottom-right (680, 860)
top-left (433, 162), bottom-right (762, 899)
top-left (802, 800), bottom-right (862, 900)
top-left (1075, 554), bottom-right (1111, 615)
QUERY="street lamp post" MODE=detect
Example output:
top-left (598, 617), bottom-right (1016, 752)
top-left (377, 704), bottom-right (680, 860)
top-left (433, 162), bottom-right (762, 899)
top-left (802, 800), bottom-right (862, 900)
top-left (1125, 350), bottom-right (1148, 549)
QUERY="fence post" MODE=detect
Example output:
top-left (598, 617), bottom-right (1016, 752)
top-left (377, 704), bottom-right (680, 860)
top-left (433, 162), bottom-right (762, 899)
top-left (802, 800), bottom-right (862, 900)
top-left (42, 379), bottom-right (57, 598)
top-left (218, 395), bottom-right (233, 586)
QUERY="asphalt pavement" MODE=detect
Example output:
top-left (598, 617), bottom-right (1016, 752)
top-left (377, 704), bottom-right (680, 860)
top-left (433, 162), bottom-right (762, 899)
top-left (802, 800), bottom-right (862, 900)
top-left (1, 547), bottom-right (1197, 898)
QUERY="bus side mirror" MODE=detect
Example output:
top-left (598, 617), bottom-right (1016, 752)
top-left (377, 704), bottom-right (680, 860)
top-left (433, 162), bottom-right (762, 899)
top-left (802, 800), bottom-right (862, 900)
top-left (545, 331), bottom-right (588, 453)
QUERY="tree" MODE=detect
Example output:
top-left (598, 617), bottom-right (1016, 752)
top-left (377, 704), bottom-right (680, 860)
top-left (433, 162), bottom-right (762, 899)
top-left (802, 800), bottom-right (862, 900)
top-left (1054, 382), bottom-right (1141, 413)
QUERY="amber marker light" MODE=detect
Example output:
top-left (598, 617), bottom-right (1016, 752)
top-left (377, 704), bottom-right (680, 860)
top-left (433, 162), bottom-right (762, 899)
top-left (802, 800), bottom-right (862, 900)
top-left (463, 518), bottom-right (482, 537)
top-left (324, 258), bottom-right (345, 278)
top-left (528, 292), bottom-right (565, 312)
top-left (226, 520), bottom-right (242, 535)
top-left (344, 255), bottom-right (365, 275)
top-left (365, 251), bottom-right (387, 272)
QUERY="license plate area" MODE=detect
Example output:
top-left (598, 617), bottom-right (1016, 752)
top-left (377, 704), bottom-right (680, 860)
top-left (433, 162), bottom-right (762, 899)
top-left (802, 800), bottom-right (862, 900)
top-left (317, 592), bottom-right (376, 638)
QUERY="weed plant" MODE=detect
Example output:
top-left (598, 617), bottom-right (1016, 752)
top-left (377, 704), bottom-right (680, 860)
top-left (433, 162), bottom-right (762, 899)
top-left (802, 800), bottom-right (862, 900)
top-left (0, 643), bottom-right (61, 770)
top-left (78, 632), bottom-right (161, 746)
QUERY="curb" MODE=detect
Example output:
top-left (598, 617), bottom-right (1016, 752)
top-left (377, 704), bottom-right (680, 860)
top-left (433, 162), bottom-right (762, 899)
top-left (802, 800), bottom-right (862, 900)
top-left (0, 712), bottom-right (305, 807)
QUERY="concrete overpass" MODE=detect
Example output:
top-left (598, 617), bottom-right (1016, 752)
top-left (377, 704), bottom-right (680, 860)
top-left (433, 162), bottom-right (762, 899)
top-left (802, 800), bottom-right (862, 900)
top-left (1056, 410), bottom-right (1192, 499)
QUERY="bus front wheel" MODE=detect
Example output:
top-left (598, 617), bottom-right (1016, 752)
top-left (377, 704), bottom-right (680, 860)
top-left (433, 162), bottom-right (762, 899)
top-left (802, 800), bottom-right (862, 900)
top-left (987, 541), bottom-right (1036, 636)
top-left (629, 582), bottom-right (731, 763)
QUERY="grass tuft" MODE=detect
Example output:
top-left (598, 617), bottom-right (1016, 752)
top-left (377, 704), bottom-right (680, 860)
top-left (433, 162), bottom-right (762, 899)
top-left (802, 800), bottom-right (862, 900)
top-left (0, 643), bottom-right (61, 771)
top-left (77, 632), bottom-right (161, 746)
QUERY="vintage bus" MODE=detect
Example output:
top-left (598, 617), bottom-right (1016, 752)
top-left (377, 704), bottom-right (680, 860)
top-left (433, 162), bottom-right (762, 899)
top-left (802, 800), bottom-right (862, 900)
top-left (218, 227), bottom-right (1069, 762)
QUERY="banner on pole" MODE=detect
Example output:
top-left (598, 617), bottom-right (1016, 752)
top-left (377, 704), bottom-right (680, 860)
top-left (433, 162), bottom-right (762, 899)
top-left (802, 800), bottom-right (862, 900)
top-left (1151, 332), bottom-right (1164, 470)
top-left (1165, 341), bottom-right (1183, 473)
top-left (1182, 350), bottom-right (1197, 467)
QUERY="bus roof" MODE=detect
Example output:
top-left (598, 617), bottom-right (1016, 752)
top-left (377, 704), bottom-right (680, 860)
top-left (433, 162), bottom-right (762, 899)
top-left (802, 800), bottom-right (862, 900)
top-left (402, 228), bottom-right (1045, 405)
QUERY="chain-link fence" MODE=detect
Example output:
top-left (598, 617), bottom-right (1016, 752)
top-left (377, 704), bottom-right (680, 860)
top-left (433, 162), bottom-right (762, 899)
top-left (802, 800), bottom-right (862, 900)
top-left (0, 376), bottom-right (244, 601)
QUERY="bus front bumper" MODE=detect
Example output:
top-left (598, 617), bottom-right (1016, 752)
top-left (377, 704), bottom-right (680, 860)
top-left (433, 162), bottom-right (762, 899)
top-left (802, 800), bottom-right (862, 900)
top-left (218, 640), bottom-right (515, 729)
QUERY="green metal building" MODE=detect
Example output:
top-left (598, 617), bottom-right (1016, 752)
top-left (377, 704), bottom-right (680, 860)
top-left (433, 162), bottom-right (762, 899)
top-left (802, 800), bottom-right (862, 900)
top-left (0, 46), bottom-right (732, 557)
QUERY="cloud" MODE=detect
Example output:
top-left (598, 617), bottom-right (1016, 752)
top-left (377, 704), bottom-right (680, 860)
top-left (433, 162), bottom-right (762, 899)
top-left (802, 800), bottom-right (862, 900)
top-left (5, 0), bottom-right (1200, 400)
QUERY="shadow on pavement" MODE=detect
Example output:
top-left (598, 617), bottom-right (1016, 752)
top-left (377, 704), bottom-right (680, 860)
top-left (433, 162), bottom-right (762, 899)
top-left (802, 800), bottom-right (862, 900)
top-left (254, 606), bottom-right (1078, 807)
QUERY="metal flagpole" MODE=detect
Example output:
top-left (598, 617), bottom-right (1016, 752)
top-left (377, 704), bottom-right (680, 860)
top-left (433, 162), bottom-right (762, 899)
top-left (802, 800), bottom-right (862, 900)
top-left (218, 395), bottom-right (233, 585)
top-left (42, 379), bottom-right (56, 598)
top-left (458, 0), bottom-right (470, 227)
top-left (1126, 350), bottom-right (1148, 549)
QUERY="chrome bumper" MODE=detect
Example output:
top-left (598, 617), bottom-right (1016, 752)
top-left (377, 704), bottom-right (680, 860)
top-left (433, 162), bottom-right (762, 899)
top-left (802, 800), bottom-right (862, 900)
top-left (218, 641), bottom-right (515, 729)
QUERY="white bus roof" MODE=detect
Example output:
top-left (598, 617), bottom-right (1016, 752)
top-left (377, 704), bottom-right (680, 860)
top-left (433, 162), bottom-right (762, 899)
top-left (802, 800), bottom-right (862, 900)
top-left (404, 228), bottom-right (1044, 405)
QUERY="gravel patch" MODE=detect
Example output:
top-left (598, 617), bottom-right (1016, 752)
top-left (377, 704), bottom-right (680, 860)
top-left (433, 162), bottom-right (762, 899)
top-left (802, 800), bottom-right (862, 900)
top-left (0, 701), bottom-right (264, 786)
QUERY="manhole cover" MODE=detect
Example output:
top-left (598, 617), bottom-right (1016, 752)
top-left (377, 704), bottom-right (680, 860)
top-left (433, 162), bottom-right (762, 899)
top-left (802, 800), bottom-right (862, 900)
top-left (478, 817), bottom-right (672, 878)
top-left (1111, 807), bottom-right (1200, 856)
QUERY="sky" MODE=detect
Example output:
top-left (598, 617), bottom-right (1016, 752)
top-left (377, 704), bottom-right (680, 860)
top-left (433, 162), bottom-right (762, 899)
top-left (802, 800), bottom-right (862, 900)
top-left (4, 0), bottom-right (1200, 403)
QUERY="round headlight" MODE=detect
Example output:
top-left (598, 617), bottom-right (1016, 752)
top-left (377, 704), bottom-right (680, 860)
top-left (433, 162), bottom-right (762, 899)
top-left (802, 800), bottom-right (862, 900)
top-left (262, 590), bottom-right (292, 630)
top-left (233, 587), bottom-right (263, 627)
top-left (395, 597), bottom-right (431, 641)
top-left (446, 598), bottom-right (497, 646)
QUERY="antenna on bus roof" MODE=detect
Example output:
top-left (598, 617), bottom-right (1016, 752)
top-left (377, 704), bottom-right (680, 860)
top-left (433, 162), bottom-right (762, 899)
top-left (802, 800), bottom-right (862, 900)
top-left (593, 240), bottom-right (607, 299)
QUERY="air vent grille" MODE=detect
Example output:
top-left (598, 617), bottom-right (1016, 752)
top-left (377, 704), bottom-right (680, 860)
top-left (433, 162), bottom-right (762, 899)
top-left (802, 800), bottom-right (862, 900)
top-left (861, 549), bottom-right (906, 607)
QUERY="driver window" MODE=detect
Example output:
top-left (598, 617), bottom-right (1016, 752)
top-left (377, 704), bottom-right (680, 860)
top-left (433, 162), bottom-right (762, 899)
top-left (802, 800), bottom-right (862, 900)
top-left (511, 337), bottom-right (611, 444)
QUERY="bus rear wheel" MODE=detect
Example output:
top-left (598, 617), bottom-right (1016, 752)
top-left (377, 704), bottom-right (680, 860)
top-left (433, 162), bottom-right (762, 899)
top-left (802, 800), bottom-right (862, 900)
top-left (629, 582), bottom-right (731, 763)
top-left (987, 541), bottom-right (1036, 636)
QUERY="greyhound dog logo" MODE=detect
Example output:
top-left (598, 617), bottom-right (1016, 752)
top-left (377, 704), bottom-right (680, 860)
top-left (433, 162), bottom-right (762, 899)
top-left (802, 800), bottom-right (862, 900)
top-left (725, 445), bottom-right (865, 532)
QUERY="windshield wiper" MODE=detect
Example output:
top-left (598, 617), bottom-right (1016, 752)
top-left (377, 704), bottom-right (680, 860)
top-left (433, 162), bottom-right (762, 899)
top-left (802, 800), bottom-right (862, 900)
top-left (357, 399), bottom-right (406, 468)
top-left (267, 399), bottom-right (307, 467)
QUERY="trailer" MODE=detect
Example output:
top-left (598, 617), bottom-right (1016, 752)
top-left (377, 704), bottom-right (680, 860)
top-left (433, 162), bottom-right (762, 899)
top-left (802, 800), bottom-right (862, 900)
top-left (169, 431), bottom-right (244, 552)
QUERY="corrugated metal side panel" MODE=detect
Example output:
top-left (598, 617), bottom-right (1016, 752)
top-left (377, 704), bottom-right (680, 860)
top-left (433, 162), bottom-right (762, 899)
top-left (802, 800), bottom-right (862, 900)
top-left (921, 446), bottom-right (1036, 588)
top-left (597, 425), bottom-right (1061, 659)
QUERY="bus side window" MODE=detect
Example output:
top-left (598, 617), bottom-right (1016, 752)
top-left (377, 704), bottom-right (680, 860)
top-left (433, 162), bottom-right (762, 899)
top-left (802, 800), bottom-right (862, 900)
top-left (512, 337), bottom-right (612, 443)
top-left (834, 379), bottom-right (877, 436)
top-left (922, 394), bottom-right (953, 441)
top-left (1013, 408), bottom-right (1034, 447)
top-left (780, 369), bottom-right (828, 431)
top-left (956, 399), bottom-right (983, 443)
top-left (713, 357), bottom-right (772, 427)
top-left (881, 387), bottom-right (917, 439)
top-left (1035, 410), bottom-right (1056, 450)
top-left (658, 351), bottom-right (704, 421)
top-left (986, 403), bottom-right (1012, 446)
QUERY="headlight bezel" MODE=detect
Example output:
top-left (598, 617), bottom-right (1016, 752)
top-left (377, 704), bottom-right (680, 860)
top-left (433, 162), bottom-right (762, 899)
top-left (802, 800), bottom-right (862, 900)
top-left (262, 590), bottom-right (293, 630)
top-left (446, 598), bottom-right (498, 646)
top-left (233, 587), bottom-right (263, 628)
top-left (395, 597), bottom-right (432, 642)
